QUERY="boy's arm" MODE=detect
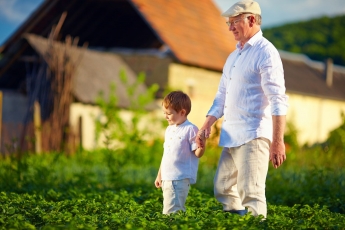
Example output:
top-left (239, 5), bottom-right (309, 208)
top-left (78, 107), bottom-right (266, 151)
top-left (154, 166), bottom-right (162, 188)
top-left (194, 131), bottom-right (206, 158)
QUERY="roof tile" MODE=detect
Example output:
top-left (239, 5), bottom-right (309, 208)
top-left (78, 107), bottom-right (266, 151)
top-left (131, 0), bottom-right (237, 71)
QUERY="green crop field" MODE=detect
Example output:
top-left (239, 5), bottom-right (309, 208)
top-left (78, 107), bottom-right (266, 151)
top-left (0, 141), bottom-right (344, 229)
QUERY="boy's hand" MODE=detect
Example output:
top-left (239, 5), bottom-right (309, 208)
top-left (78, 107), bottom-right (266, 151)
top-left (196, 130), bottom-right (206, 148)
top-left (195, 130), bottom-right (206, 158)
top-left (154, 177), bottom-right (162, 188)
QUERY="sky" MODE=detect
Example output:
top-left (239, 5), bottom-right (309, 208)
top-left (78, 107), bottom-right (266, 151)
top-left (0, 0), bottom-right (345, 46)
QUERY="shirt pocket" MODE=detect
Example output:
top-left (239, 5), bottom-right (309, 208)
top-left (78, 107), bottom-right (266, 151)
top-left (174, 135), bottom-right (186, 146)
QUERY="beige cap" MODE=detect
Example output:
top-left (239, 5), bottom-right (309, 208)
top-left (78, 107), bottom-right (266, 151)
top-left (221, 0), bottom-right (261, 17)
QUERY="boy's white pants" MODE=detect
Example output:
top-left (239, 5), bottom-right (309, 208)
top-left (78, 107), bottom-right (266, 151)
top-left (162, 179), bottom-right (190, 214)
top-left (214, 138), bottom-right (270, 217)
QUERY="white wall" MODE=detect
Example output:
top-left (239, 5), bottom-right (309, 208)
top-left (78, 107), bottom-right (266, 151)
top-left (286, 93), bottom-right (345, 145)
top-left (70, 103), bottom-right (102, 150)
top-left (168, 63), bottom-right (221, 128)
top-left (70, 102), bottom-right (165, 150)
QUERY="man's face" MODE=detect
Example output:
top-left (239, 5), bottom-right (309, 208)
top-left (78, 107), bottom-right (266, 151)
top-left (227, 14), bottom-right (251, 43)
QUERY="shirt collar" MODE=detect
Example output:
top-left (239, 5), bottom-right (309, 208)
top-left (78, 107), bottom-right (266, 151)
top-left (236, 30), bottom-right (263, 49)
top-left (173, 119), bottom-right (189, 127)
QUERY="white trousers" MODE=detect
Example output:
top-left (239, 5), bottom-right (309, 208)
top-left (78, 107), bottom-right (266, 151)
top-left (162, 179), bottom-right (190, 214)
top-left (214, 138), bottom-right (270, 217)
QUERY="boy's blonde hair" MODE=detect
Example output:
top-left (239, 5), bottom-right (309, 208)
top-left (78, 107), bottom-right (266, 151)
top-left (162, 91), bottom-right (191, 115)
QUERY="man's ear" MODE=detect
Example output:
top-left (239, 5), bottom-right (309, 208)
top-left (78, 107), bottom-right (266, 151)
top-left (249, 15), bottom-right (255, 26)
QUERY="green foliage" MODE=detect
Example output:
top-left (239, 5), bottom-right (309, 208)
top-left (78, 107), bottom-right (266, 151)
top-left (93, 69), bottom-right (162, 181)
top-left (281, 114), bottom-right (345, 168)
top-left (263, 15), bottom-right (345, 66)
top-left (266, 167), bottom-right (345, 213)
top-left (325, 112), bottom-right (345, 153)
top-left (0, 150), bottom-right (344, 229)
top-left (284, 121), bottom-right (299, 153)
top-left (94, 69), bottom-right (160, 149)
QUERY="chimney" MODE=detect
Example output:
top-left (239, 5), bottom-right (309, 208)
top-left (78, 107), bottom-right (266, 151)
top-left (325, 58), bottom-right (333, 87)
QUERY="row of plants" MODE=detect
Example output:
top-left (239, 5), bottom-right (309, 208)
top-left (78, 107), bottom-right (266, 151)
top-left (1, 143), bottom-right (345, 229)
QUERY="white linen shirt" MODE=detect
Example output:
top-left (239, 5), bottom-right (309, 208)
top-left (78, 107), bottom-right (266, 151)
top-left (161, 120), bottom-right (199, 184)
top-left (207, 30), bottom-right (289, 148)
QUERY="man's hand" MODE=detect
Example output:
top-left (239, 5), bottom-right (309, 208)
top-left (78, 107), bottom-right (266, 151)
top-left (196, 129), bottom-right (206, 148)
top-left (270, 115), bottom-right (287, 169)
top-left (197, 116), bottom-right (217, 149)
top-left (269, 140), bottom-right (286, 169)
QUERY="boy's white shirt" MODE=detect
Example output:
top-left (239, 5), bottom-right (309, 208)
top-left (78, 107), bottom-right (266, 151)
top-left (161, 119), bottom-right (199, 184)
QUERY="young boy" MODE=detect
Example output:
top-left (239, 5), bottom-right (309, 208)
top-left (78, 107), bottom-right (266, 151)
top-left (154, 91), bottom-right (206, 214)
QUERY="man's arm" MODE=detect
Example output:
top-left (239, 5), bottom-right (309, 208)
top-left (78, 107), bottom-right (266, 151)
top-left (270, 115), bottom-right (286, 169)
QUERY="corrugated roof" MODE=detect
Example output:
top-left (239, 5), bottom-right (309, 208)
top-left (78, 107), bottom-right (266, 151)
top-left (130, 0), bottom-right (237, 71)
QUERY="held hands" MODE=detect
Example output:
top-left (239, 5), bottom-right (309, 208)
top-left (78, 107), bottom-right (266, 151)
top-left (197, 130), bottom-right (206, 148)
top-left (269, 140), bottom-right (286, 169)
top-left (196, 127), bottom-right (211, 148)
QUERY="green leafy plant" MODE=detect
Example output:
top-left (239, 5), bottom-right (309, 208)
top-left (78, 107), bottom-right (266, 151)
top-left (284, 121), bottom-right (299, 153)
top-left (325, 111), bottom-right (345, 153)
top-left (93, 69), bottom-right (161, 182)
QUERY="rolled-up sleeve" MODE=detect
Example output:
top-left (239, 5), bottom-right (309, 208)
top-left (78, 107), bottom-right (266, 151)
top-left (207, 73), bottom-right (228, 119)
top-left (260, 49), bottom-right (289, 116)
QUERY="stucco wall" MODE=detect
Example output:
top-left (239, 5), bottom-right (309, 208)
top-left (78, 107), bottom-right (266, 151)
top-left (286, 93), bottom-right (345, 145)
top-left (168, 63), bottom-right (222, 128)
top-left (70, 103), bottom-right (101, 150)
top-left (70, 102), bottom-right (164, 150)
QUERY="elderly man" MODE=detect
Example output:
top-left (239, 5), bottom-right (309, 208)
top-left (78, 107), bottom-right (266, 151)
top-left (197, 0), bottom-right (289, 218)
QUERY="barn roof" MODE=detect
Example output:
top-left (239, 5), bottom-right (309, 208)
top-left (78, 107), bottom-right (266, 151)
top-left (0, 0), bottom-right (344, 102)
top-left (280, 50), bottom-right (345, 101)
top-left (25, 33), bottom-right (152, 108)
top-left (130, 0), bottom-right (235, 71)
top-left (0, 0), bottom-right (236, 75)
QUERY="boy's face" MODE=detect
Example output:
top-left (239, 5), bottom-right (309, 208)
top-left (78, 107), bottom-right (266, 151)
top-left (163, 106), bottom-right (186, 126)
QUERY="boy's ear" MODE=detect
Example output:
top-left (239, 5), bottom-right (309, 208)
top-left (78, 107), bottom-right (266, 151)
top-left (180, 109), bottom-right (187, 116)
